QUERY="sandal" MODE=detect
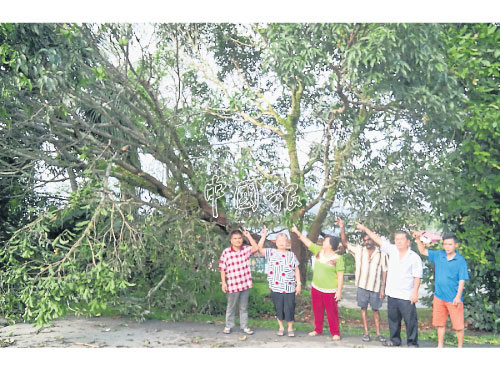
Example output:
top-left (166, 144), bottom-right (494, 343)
top-left (332, 335), bottom-right (341, 341)
top-left (362, 334), bottom-right (371, 342)
top-left (243, 328), bottom-right (254, 335)
top-left (288, 330), bottom-right (295, 337)
top-left (376, 335), bottom-right (387, 342)
top-left (223, 327), bottom-right (231, 334)
top-left (308, 331), bottom-right (320, 336)
top-left (277, 329), bottom-right (284, 336)
top-left (383, 340), bottom-right (397, 347)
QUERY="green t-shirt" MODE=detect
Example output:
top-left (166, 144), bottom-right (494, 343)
top-left (309, 243), bottom-right (345, 290)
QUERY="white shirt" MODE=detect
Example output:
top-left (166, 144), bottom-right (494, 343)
top-left (380, 241), bottom-right (423, 300)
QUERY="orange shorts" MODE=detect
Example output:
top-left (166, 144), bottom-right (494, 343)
top-left (432, 296), bottom-right (464, 330)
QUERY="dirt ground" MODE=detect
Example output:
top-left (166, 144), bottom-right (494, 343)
top-left (0, 284), bottom-right (494, 348)
top-left (0, 315), bottom-right (493, 348)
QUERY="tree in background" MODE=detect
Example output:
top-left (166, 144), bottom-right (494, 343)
top-left (431, 24), bottom-right (500, 332)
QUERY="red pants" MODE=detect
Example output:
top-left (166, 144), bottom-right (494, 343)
top-left (311, 286), bottom-right (340, 336)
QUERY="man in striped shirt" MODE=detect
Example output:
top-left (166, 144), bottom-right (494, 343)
top-left (337, 218), bottom-right (388, 342)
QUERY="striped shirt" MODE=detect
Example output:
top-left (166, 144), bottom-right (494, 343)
top-left (218, 245), bottom-right (253, 293)
top-left (346, 244), bottom-right (388, 293)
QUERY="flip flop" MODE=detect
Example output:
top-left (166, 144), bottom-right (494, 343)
top-left (243, 328), bottom-right (254, 335)
top-left (362, 334), bottom-right (371, 342)
top-left (288, 330), bottom-right (295, 337)
top-left (223, 327), bottom-right (231, 334)
top-left (308, 331), bottom-right (320, 336)
top-left (332, 335), bottom-right (341, 341)
top-left (277, 329), bottom-right (284, 336)
top-left (376, 335), bottom-right (387, 342)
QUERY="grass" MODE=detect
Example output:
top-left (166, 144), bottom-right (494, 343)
top-left (94, 279), bottom-right (500, 346)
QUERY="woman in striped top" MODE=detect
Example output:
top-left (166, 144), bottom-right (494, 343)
top-left (256, 227), bottom-right (302, 337)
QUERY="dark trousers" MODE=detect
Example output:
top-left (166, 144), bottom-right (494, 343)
top-left (387, 296), bottom-right (418, 346)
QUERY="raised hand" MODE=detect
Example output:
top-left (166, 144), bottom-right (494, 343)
top-left (411, 230), bottom-right (422, 240)
top-left (291, 224), bottom-right (300, 234)
top-left (355, 222), bottom-right (365, 231)
top-left (242, 228), bottom-right (251, 239)
top-left (336, 217), bottom-right (344, 228)
top-left (261, 226), bottom-right (268, 238)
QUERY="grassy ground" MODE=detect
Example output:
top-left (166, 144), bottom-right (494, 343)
top-left (98, 278), bottom-right (499, 346)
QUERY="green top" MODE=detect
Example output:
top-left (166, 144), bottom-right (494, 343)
top-left (309, 243), bottom-right (345, 290)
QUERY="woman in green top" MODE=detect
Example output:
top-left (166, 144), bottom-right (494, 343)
top-left (291, 225), bottom-right (344, 340)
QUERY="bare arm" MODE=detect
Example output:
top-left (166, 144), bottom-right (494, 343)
top-left (336, 217), bottom-right (349, 249)
top-left (453, 280), bottom-right (466, 306)
top-left (412, 230), bottom-right (428, 257)
top-left (336, 272), bottom-right (344, 301)
top-left (295, 266), bottom-right (302, 295)
top-left (255, 227), bottom-right (267, 256)
top-left (220, 270), bottom-right (227, 293)
top-left (380, 270), bottom-right (387, 299)
top-left (356, 222), bottom-right (383, 247)
top-left (243, 229), bottom-right (260, 254)
top-left (291, 225), bottom-right (312, 248)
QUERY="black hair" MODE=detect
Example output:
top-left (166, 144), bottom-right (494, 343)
top-left (324, 235), bottom-right (340, 251)
top-left (230, 229), bottom-right (243, 238)
top-left (394, 230), bottom-right (410, 241)
top-left (442, 233), bottom-right (458, 243)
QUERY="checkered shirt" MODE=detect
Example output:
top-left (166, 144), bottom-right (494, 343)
top-left (219, 245), bottom-right (253, 293)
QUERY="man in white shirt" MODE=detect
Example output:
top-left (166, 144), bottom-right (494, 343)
top-left (356, 223), bottom-right (423, 347)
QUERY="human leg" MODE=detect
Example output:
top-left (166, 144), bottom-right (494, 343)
top-left (373, 310), bottom-right (380, 336)
top-left (456, 329), bottom-right (464, 348)
top-left (239, 288), bottom-right (250, 330)
top-left (387, 296), bottom-right (402, 346)
top-left (447, 299), bottom-right (465, 348)
top-left (324, 291), bottom-right (340, 337)
top-left (311, 287), bottom-right (325, 334)
top-left (225, 291), bottom-right (240, 330)
top-left (361, 308), bottom-right (369, 334)
top-left (437, 326), bottom-right (446, 348)
top-left (432, 296), bottom-right (450, 348)
top-left (400, 299), bottom-right (419, 347)
top-left (272, 292), bottom-right (285, 335)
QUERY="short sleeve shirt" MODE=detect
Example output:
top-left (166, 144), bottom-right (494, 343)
top-left (218, 245), bottom-right (253, 293)
top-left (308, 243), bottom-right (345, 292)
top-left (265, 248), bottom-right (299, 293)
top-left (428, 250), bottom-right (469, 303)
top-left (380, 241), bottom-right (423, 300)
top-left (346, 244), bottom-right (388, 293)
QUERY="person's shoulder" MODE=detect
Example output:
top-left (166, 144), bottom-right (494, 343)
top-left (221, 246), bottom-right (232, 254)
top-left (347, 243), bottom-right (361, 253)
top-left (409, 249), bottom-right (423, 261)
top-left (456, 251), bottom-right (468, 263)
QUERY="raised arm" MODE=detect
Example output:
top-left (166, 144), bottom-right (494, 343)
top-left (291, 225), bottom-right (312, 248)
top-left (255, 227), bottom-right (267, 257)
top-left (411, 230), bottom-right (428, 257)
top-left (242, 229), bottom-right (260, 254)
top-left (355, 222), bottom-right (383, 247)
top-left (336, 217), bottom-right (349, 249)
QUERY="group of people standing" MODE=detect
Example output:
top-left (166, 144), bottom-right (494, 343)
top-left (218, 218), bottom-right (469, 348)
